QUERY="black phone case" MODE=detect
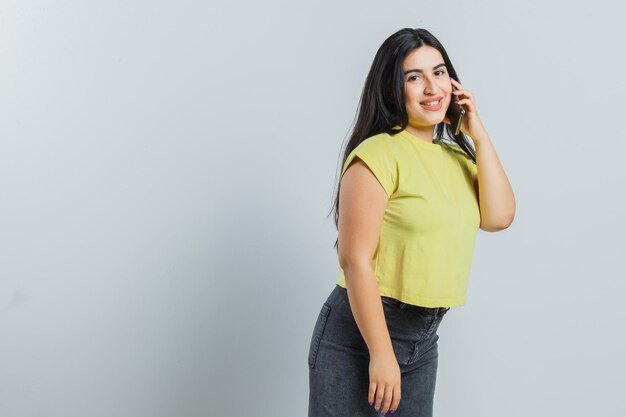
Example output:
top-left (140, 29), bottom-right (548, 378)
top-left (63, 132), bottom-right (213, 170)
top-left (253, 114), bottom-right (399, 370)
top-left (449, 86), bottom-right (465, 135)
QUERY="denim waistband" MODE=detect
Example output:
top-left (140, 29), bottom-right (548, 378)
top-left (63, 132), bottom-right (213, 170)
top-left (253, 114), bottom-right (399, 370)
top-left (380, 294), bottom-right (450, 316)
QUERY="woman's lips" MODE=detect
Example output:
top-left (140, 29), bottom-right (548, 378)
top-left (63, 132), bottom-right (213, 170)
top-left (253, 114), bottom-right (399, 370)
top-left (420, 98), bottom-right (443, 111)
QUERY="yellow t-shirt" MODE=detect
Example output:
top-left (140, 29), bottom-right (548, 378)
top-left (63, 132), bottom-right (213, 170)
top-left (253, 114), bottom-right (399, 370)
top-left (336, 127), bottom-right (480, 307)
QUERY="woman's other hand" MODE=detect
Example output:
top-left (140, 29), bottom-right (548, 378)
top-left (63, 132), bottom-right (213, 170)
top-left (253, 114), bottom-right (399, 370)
top-left (368, 350), bottom-right (401, 414)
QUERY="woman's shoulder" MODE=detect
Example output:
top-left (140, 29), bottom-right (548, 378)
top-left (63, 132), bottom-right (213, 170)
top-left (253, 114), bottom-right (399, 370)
top-left (442, 141), bottom-right (474, 160)
top-left (342, 132), bottom-right (401, 174)
top-left (356, 131), bottom-right (404, 154)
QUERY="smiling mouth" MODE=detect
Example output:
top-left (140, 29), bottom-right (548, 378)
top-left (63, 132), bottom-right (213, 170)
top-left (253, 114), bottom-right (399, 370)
top-left (420, 97), bottom-right (444, 111)
top-left (420, 96), bottom-right (444, 105)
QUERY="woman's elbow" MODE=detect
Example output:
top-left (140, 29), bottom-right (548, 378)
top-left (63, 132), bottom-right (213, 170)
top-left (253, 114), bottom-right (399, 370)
top-left (480, 213), bottom-right (515, 231)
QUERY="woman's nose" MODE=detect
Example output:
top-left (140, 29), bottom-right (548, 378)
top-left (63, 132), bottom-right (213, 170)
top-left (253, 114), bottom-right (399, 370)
top-left (423, 78), bottom-right (440, 94)
top-left (424, 84), bottom-right (439, 94)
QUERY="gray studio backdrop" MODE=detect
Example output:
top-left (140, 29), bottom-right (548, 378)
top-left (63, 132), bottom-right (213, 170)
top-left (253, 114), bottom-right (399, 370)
top-left (1, 1), bottom-right (624, 416)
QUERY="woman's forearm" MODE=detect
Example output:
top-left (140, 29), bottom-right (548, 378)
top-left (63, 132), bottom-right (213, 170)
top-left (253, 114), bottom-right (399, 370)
top-left (343, 262), bottom-right (394, 356)
top-left (473, 130), bottom-right (516, 231)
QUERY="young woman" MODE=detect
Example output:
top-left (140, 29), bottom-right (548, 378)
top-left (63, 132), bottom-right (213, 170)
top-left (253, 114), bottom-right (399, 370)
top-left (307, 28), bottom-right (515, 417)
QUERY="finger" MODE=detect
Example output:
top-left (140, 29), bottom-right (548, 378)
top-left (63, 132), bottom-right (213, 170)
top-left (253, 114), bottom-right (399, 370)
top-left (380, 385), bottom-right (393, 414)
top-left (453, 90), bottom-right (473, 102)
top-left (456, 98), bottom-right (473, 109)
top-left (453, 89), bottom-right (473, 100)
top-left (390, 384), bottom-right (401, 413)
top-left (374, 384), bottom-right (385, 411)
top-left (368, 382), bottom-right (377, 407)
top-left (451, 78), bottom-right (466, 90)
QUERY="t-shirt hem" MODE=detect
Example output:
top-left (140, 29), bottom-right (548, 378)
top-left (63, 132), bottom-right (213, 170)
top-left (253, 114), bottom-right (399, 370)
top-left (335, 280), bottom-right (466, 308)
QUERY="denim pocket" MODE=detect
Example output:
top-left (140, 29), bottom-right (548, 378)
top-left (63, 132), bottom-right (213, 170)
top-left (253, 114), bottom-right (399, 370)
top-left (308, 303), bottom-right (331, 369)
top-left (380, 299), bottom-right (437, 366)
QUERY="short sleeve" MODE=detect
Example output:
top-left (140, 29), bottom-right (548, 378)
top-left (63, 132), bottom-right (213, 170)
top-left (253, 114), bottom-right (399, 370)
top-left (340, 137), bottom-right (398, 198)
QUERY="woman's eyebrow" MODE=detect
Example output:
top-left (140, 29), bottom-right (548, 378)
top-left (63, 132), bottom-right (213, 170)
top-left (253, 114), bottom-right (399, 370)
top-left (404, 63), bottom-right (447, 75)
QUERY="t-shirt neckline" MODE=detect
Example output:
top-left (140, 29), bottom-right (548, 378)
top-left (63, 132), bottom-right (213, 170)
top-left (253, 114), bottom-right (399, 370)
top-left (392, 126), bottom-right (442, 151)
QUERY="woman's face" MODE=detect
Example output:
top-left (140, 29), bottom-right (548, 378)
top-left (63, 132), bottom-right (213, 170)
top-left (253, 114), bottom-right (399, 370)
top-left (402, 46), bottom-right (452, 142)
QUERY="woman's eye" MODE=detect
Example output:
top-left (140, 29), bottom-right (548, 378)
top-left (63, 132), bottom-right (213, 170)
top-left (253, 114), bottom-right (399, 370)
top-left (408, 71), bottom-right (446, 81)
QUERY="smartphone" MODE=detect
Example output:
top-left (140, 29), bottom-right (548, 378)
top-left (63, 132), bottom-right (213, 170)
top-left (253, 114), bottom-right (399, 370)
top-left (448, 85), bottom-right (466, 135)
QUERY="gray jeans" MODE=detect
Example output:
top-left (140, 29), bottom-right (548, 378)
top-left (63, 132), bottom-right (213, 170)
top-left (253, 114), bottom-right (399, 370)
top-left (308, 284), bottom-right (450, 417)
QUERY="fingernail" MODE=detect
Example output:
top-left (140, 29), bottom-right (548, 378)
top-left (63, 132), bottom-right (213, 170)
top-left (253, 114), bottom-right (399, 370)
top-left (390, 409), bottom-right (396, 413)
top-left (369, 401), bottom-right (373, 406)
top-left (381, 412), bottom-right (386, 416)
top-left (375, 406), bottom-right (380, 411)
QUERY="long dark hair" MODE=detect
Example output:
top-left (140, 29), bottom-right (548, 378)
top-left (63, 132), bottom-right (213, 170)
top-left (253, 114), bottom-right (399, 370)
top-left (328, 28), bottom-right (476, 252)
